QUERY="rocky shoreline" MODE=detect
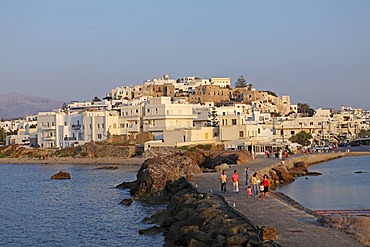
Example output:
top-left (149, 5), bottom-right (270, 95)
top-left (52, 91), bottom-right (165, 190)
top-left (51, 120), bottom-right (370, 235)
top-left (117, 150), bottom-right (370, 246)
top-left (139, 178), bottom-right (277, 247)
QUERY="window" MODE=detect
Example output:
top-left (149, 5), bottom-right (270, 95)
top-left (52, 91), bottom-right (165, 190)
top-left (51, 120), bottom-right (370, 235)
top-left (97, 134), bottom-right (102, 139)
top-left (147, 109), bottom-right (150, 113)
top-left (97, 124), bottom-right (100, 128)
top-left (102, 123), bottom-right (105, 129)
top-left (310, 122), bottom-right (314, 126)
top-left (89, 124), bottom-right (92, 129)
top-left (239, 131), bottom-right (244, 138)
top-left (232, 119), bottom-right (237, 125)
top-left (291, 131), bottom-right (295, 135)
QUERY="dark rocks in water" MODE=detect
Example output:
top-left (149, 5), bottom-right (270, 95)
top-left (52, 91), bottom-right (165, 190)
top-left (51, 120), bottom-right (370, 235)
top-left (51, 171), bottom-right (71, 179)
top-left (355, 171), bottom-right (367, 174)
top-left (139, 226), bottom-right (165, 235)
top-left (119, 198), bottom-right (133, 206)
top-left (272, 167), bottom-right (294, 184)
top-left (307, 172), bottom-right (322, 176)
top-left (94, 166), bottom-right (119, 170)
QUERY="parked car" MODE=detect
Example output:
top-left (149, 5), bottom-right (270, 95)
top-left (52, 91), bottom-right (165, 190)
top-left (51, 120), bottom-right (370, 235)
top-left (30, 143), bottom-right (40, 148)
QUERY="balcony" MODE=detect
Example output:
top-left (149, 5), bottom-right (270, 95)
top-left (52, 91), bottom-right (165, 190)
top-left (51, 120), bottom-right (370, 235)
top-left (64, 137), bottom-right (77, 141)
top-left (40, 124), bottom-right (55, 130)
top-left (44, 136), bottom-right (55, 141)
top-left (71, 124), bottom-right (81, 130)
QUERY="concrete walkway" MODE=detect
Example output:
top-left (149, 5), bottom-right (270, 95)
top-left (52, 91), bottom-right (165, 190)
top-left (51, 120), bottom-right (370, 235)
top-left (191, 155), bottom-right (365, 247)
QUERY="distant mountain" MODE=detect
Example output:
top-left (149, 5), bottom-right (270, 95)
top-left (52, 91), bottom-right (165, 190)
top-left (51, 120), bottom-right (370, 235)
top-left (0, 92), bottom-right (64, 120)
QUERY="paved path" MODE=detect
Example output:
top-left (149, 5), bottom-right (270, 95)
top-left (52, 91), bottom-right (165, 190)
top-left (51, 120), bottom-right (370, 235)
top-left (191, 156), bottom-right (365, 247)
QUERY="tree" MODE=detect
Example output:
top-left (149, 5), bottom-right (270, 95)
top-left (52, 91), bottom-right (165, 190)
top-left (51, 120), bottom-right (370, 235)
top-left (92, 96), bottom-right (101, 102)
top-left (289, 131), bottom-right (312, 146)
top-left (358, 129), bottom-right (370, 138)
top-left (297, 103), bottom-right (315, 117)
top-left (61, 103), bottom-right (68, 113)
top-left (235, 75), bottom-right (247, 88)
top-left (0, 127), bottom-right (5, 144)
top-left (265, 90), bottom-right (277, 97)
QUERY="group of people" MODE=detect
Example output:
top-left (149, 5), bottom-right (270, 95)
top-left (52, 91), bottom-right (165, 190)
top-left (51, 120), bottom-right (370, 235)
top-left (265, 149), bottom-right (289, 159)
top-left (219, 167), bottom-right (270, 200)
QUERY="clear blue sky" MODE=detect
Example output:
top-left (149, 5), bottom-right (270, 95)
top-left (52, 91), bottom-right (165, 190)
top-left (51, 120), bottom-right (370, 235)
top-left (1, 0), bottom-right (370, 109)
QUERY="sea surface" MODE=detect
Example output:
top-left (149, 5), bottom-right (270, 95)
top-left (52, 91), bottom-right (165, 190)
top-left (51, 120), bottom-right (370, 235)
top-left (0, 164), bottom-right (164, 247)
top-left (277, 155), bottom-right (370, 210)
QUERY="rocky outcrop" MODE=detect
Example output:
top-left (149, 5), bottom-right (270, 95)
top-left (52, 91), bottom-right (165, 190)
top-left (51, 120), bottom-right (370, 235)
top-left (271, 167), bottom-right (295, 185)
top-left (51, 171), bottom-right (71, 179)
top-left (117, 153), bottom-right (202, 203)
top-left (319, 215), bottom-right (370, 246)
top-left (56, 142), bottom-right (136, 159)
top-left (141, 178), bottom-right (263, 247)
top-left (0, 142), bottom-right (136, 159)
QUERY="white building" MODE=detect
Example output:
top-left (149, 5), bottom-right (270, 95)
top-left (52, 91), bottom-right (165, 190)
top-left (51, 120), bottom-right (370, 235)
top-left (142, 97), bottom-right (195, 139)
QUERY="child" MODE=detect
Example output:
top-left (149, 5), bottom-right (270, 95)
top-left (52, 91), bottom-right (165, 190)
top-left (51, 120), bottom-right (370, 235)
top-left (247, 185), bottom-right (252, 198)
top-left (258, 182), bottom-right (265, 200)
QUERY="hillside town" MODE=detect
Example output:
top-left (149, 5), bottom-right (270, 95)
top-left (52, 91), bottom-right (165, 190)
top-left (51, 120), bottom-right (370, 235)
top-left (1, 74), bottom-right (370, 155)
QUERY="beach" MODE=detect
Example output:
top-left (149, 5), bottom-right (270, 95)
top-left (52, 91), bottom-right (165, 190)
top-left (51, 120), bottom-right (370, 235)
top-left (0, 157), bottom-right (146, 166)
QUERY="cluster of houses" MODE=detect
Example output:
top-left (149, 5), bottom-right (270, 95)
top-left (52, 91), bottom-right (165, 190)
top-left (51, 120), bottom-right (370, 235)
top-left (1, 74), bottom-right (370, 155)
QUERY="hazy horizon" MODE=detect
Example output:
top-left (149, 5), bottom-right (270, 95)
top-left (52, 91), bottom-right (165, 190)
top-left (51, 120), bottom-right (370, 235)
top-left (1, 1), bottom-right (370, 110)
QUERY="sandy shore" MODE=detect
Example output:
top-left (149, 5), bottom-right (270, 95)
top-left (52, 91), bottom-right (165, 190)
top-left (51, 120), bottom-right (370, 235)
top-left (0, 157), bottom-right (147, 166)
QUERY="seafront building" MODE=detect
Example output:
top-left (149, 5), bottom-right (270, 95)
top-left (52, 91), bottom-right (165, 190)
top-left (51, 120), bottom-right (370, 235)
top-left (2, 74), bottom-right (369, 151)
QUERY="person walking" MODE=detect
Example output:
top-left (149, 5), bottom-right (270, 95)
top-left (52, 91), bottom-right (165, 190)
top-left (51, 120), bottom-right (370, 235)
top-left (245, 167), bottom-right (251, 186)
top-left (251, 172), bottom-right (260, 197)
top-left (263, 174), bottom-right (270, 198)
top-left (232, 170), bottom-right (239, 193)
top-left (219, 170), bottom-right (227, 193)
top-left (258, 182), bottom-right (265, 200)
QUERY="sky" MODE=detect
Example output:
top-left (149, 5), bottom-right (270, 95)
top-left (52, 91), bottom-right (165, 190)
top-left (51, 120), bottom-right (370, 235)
top-left (1, 0), bottom-right (370, 110)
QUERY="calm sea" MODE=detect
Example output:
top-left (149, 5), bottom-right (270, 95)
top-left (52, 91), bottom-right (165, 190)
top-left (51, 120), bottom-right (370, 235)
top-left (277, 155), bottom-right (370, 210)
top-left (0, 164), bottom-right (164, 247)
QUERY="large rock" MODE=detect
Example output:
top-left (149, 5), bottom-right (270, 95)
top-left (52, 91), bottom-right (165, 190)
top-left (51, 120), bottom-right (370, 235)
top-left (272, 167), bottom-right (294, 184)
top-left (122, 154), bottom-right (202, 202)
top-left (51, 171), bottom-right (71, 179)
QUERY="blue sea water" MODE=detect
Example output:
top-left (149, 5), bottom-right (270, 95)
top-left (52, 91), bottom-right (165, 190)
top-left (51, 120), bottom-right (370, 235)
top-left (0, 164), bottom-right (164, 247)
top-left (277, 155), bottom-right (370, 210)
